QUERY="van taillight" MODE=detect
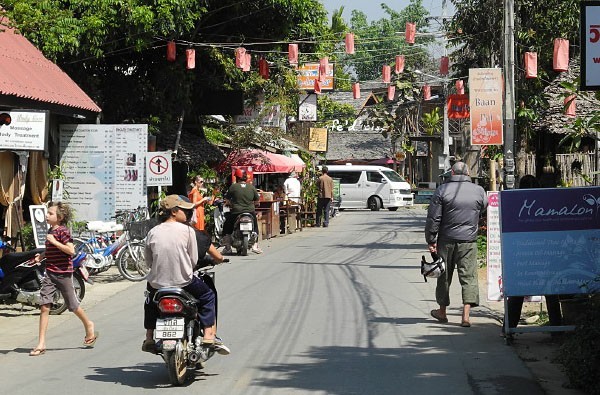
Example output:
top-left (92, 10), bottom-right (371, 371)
top-left (158, 298), bottom-right (184, 313)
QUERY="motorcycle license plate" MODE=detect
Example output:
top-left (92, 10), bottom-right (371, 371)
top-left (155, 318), bottom-right (184, 339)
top-left (239, 222), bottom-right (252, 231)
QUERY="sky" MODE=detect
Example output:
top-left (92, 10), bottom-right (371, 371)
top-left (321, 0), bottom-right (453, 22)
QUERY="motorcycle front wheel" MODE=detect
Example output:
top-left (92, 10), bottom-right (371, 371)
top-left (50, 273), bottom-right (85, 315)
top-left (117, 241), bottom-right (148, 282)
top-left (165, 340), bottom-right (188, 386)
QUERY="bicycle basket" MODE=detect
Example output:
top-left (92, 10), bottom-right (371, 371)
top-left (127, 218), bottom-right (158, 240)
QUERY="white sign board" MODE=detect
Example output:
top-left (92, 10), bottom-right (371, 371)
top-left (51, 179), bottom-right (64, 202)
top-left (28, 205), bottom-right (48, 249)
top-left (581, 3), bottom-right (600, 90)
top-left (59, 124), bottom-right (147, 221)
top-left (146, 151), bottom-right (173, 186)
top-left (299, 94), bottom-right (317, 121)
top-left (0, 111), bottom-right (48, 151)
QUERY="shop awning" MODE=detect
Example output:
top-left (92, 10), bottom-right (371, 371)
top-left (221, 149), bottom-right (305, 174)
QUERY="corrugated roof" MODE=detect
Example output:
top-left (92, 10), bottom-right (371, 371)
top-left (0, 22), bottom-right (101, 113)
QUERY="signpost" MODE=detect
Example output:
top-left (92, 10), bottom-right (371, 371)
top-left (146, 151), bottom-right (173, 186)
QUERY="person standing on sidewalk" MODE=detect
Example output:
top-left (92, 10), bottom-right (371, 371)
top-left (425, 162), bottom-right (488, 327)
top-left (316, 166), bottom-right (334, 227)
top-left (188, 175), bottom-right (213, 231)
top-left (30, 202), bottom-right (98, 356)
top-left (283, 171), bottom-right (301, 204)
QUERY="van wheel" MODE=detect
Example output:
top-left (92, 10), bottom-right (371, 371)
top-left (388, 207), bottom-right (398, 211)
top-left (368, 196), bottom-right (380, 211)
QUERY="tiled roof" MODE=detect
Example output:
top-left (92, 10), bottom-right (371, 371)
top-left (0, 21), bottom-right (101, 113)
top-left (326, 126), bottom-right (393, 162)
top-left (156, 129), bottom-right (226, 167)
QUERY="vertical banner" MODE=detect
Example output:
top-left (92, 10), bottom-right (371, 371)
top-left (500, 187), bottom-right (600, 296)
top-left (487, 192), bottom-right (503, 301)
top-left (469, 68), bottom-right (503, 145)
top-left (581, 2), bottom-right (600, 90)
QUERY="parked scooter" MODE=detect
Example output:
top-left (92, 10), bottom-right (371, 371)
top-left (231, 212), bottom-right (258, 256)
top-left (0, 239), bottom-right (88, 315)
top-left (211, 198), bottom-right (226, 247)
top-left (150, 258), bottom-right (228, 386)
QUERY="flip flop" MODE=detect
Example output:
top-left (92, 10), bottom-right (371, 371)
top-left (29, 348), bottom-right (46, 356)
top-left (461, 321), bottom-right (471, 328)
top-left (430, 309), bottom-right (449, 323)
top-left (83, 331), bottom-right (99, 347)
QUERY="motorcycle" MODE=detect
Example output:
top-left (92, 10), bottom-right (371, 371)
top-left (150, 258), bottom-right (227, 386)
top-left (231, 212), bottom-right (258, 256)
top-left (0, 239), bottom-right (89, 315)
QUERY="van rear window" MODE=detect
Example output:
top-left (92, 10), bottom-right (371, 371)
top-left (328, 171), bottom-right (361, 184)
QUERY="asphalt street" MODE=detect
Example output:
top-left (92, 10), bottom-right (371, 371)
top-left (0, 207), bottom-right (547, 394)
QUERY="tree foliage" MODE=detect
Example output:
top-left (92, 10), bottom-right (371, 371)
top-left (344, 0), bottom-right (431, 81)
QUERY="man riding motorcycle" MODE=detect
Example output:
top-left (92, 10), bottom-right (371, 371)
top-left (221, 169), bottom-right (262, 254)
top-left (142, 195), bottom-right (229, 355)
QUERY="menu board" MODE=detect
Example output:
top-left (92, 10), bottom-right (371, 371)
top-left (500, 187), bottom-right (600, 296)
top-left (59, 124), bottom-right (147, 221)
top-left (28, 205), bottom-right (48, 248)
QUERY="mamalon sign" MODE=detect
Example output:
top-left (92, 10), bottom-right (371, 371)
top-left (500, 187), bottom-right (600, 296)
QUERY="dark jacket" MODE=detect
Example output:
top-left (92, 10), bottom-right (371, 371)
top-left (425, 175), bottom-right (488, 244)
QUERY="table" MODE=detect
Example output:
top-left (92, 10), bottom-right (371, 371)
top-left (257, 200), bottom-right (279, 239)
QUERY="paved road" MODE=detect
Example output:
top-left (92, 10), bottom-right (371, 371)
top-left (0, 207), bottom-right (545, 394)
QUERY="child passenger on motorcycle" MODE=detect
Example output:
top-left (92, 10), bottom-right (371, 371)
top-left (143, 195), bottom-right (229, 355)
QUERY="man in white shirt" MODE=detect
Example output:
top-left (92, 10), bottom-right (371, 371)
top-left (283, 171), bottom-right (301, 203)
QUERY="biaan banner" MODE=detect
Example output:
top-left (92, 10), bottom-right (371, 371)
top-left (469, 68), bottom-right (503, 145)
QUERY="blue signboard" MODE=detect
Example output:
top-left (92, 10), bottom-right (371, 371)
top-left (500, 187), bottom-right (600, 296)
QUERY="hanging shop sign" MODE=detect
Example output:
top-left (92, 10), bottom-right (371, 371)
top-left (298, 93), bottom-right (317, 121)
top-left (469, 68), bottom-right (503, 145)
top-left (0, 110), bottom-right (48, 151)
top-left (309, 127), bottom-right (328, 152)
top-left (297, 63), bottom-right (335, 91)
top-left (447, 94), bottom-right (470, 119)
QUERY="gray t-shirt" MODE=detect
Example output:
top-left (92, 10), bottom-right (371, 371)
top-left (145, 221), bottom-right (198, 289)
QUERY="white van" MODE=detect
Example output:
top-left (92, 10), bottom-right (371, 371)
top-left (325, 164), bottom-right (413, 211)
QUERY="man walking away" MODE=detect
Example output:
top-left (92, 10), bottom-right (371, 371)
top-left (425, 162), bottom-right (488, 327)
top-left (316, 166), bottom-right (334, 227)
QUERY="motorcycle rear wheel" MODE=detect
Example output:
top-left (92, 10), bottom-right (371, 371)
top-left (117, 242), bottom-right (148, 281)
top-left (50, 273), bottom-right (85, 315)
top-left (165, 340), bottom-right (188, 386)
top-left (240, 234), bottom-right (249, 256)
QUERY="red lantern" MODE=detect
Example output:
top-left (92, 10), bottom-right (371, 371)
top-left (243, 53), bottom-right (251, 72)
top-left (235, 47), bottom-right (246, 69)
top-left (553, 38), bottom-right (569, 72)
top-left (405, 22), bottom-right (416, 44)
top-left (524, 52), bottom-right (537, 78)
top-left (289, 44), bottom-right (298, 64)
top-left (314, 78), bottom-right (322, 94)
top-left (167, 41), bottom-right (176, 62)
top-left (352, 82), bottom-right (361, 99)
top-left (382, 65), bottom-right (391, 83)
top-left (423, 84), bottom-right (431, 100)
top-left (345, 33), bottom-right (355, 54)
top-left (387, 85), bottom-right (396, 101)
top-left (395, 55), bottom-right (405, 73)
top-left (319, 57), bottom-right (329, 82)
top-left (185, 48), bottom-right (195, 70)
top-left (440, 56), bottom-right (449, 75)
top-left (564, 94), bottom-right (576, 117)
top-left (455, 79), bottom-right (465, 94)
top-left (259, 57), bottom-right (269, 79)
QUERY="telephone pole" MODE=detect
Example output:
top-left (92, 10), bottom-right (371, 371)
top-left (503, 0), bottom-right (516, 188)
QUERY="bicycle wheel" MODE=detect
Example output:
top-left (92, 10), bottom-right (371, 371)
top-left (117, 241), bottom-right (148, 281)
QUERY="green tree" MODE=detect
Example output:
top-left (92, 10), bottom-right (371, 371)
top-left (344, 0), bottom-right (431, 81)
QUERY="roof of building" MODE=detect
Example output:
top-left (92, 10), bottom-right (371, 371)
top-left (325, 127), bottom-right (393, 162)
top-left (156, 129), bottom-right (226, 168)
top-left (0, 20), bottom-right (101, 113)
top-left (533, 60), bottom-right (599, 135)
top-left (323, 90), bottom-right (379, 113)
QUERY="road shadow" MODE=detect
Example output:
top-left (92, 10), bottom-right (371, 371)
top-left (85, 363), bottom-right (218, 388)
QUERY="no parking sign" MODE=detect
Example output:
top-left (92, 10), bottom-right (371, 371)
top-left (146, 151), bottom-right (172, 186)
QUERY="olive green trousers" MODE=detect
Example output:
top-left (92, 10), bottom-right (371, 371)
top-left (435, 241), bottom-right (480, 307)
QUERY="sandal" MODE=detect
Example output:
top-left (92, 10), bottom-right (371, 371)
top-left (430, 309), bottom-right (449, 323)
top-left (460, 321), bottom-right (471, 327)
top-left (83, 331), bottom-right (99, 347)
top-left (29, 348), bottom-right (46, 356)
